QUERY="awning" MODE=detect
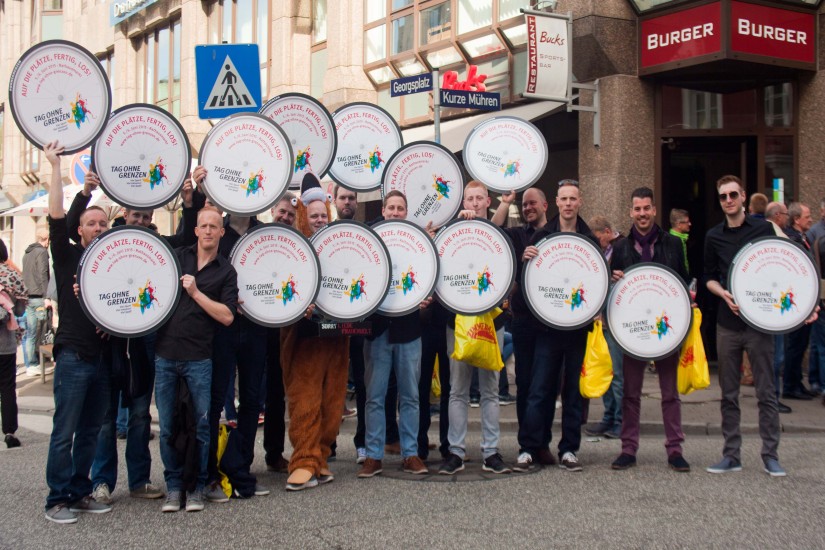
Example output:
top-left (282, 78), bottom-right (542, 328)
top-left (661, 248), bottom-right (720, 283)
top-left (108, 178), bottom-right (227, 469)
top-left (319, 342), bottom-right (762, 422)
top-left (357, 99), bottom-right (565, 202)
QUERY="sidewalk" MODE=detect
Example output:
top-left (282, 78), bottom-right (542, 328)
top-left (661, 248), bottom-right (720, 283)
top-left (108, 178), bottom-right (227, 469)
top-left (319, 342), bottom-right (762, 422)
top-left (15, 362), bottom-right (824, 436)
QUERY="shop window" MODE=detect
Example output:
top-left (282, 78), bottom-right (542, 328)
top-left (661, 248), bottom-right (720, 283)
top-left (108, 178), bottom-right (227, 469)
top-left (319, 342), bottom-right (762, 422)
top-left (682, 90), bottom-right (722, 130)
top-left (420, 2), bottom-right (451, 45)
top-left (312, 0), bottom-right (327, 44)
top-left (208, 0), bottom-right (270, 98)
top-left (365, 25), bottom-right (386, 64)
top-left (405, 90), bottom-right (430, 119)
top-left (143, 20), bottom-right (181, 117)
top-left (392, 15), bottom-right (414, 55)
top-left (377, 88), bottom-right (401, 122)
top-left (364, 0), bottom-right (387, 24)
top-left (764, 83), bottom-right (793, 128)
top-left (765, 136), bottom-right (794, 202)
top-left (311, 49), bottom-right (328, 100)
top-left (42, 0), bottom-right (63, 40)
top-left (458, 0), bottom-right (492, 34)
top-left (662, 86), bottom-right (758, 130)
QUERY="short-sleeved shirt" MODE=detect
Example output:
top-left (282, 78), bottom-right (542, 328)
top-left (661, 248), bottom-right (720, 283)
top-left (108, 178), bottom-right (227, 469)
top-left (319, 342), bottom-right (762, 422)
top-left (155, 244), bottom-right (238, 361)
top-left (704, 215), bottom-right (774, 331)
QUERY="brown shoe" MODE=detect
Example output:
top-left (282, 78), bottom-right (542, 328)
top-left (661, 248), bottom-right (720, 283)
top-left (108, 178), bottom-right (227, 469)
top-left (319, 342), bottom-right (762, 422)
top-left (537, 449), bottom-right (557, 466)
top-left (266, 455), bottom-right (290, 473)
top-left (384, 441), bottom-right (401, 455)
top-left (403, 455), bottom-right (429, 475)
top-left (357, 458), bottom-right (383, 478)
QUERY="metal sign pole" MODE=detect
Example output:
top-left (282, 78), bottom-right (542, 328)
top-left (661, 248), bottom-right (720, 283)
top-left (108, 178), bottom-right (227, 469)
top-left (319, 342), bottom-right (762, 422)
top-left (433, 68), bottom-right (441, 144)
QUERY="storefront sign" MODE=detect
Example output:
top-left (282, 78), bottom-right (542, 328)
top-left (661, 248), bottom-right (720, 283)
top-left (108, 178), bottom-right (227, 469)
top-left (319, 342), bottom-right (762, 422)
top-left (640, 2), bottom-right (722, 71)
top-left (524, 10), bottom-right (571, 101)
top-left (110, 0), bottom-right (158, 25)
top-left (730, 1), bottom-right (815, 64)
top-left (442, 66), bottom-right (487, 92)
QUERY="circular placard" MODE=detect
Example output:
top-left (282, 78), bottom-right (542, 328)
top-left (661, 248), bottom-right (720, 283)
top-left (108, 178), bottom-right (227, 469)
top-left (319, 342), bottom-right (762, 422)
top-left (523, 233), bottom-right (609, 330)
top-left (374, 219), bottom-right (439, 316)
top-left (259, 93), bottom-right (338, 190)
top-left (328, 102), bottom-right (403, 192)
top-left (311, 220), bottom-right (392, 322)
top-left (77, 225), bottom-right (182, 338)
top-left (199, 113), bottom-right (293, 216)
top-left (8, 40), bottom-right (112, 154)
top-left (462, 116), bottom-right (549, 194)
top-left (434, 218), bottom-right (516, 315)
top-left (92, 104), bottom-right (191, 210)
top-left (606, 264), bottom-right (692, 361)
top-left (229, 223), bottom-right (321, 327)
top-left (381, 141), bottom-right (464, 230)
top-left (728, 236), bottom-right (820, 334)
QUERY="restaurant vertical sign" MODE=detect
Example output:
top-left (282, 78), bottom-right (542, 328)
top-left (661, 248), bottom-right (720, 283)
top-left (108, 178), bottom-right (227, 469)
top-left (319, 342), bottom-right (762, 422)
top-left (523, 9), bottom-right (571, 102)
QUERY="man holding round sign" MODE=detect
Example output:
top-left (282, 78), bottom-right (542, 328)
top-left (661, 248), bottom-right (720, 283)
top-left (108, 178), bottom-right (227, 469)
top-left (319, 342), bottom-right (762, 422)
top-left (608, 187), bottom-right (691, 473)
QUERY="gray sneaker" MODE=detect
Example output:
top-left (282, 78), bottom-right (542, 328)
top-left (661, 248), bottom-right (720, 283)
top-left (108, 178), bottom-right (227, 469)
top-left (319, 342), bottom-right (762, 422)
top-left (130, 483), bottom-right (165, 499)
top-left (204, 482), bottom-right (229, 503)
top-left (706, 456), bottom-right (743, 474)
top-left (92, 483), bottom-right (112, 504)
top-left (161, 490), bottom-right (181, 513)
top-left (185, 489), bottom-right (204, 512)
top-left (763, 458), bottom-right (787, 477)
top-left (69, 495), bottom-right (112, 514)
top-left (45, 503), bottom-right (77, 524)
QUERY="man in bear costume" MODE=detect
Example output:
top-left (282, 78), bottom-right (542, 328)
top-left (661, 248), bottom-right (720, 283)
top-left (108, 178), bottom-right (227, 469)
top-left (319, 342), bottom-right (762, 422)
top-left (281, 173), bottom-right (349, 491)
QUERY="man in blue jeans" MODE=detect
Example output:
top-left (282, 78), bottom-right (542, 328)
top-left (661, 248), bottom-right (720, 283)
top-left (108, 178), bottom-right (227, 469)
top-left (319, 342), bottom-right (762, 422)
top-left (67, 168), bottom-right (200, 505)
top-left (21, 228), bottom-right (50, 377)
top-left (357, 191), bottom-right (430, 478)
top-left (154, 206), bottom-right (238, 512)
top-left (43, 141), bottom-right (113, 524)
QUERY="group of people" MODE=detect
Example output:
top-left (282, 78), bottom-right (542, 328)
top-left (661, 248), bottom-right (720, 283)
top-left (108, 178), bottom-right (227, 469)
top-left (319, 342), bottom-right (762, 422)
top-left (22, 140), bottom-right (822, 525)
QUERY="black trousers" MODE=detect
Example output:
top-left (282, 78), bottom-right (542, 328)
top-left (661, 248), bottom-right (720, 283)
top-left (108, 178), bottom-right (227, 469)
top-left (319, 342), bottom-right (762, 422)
top-left (0, 353), bottom-right (18, 435)
top-left (417, 321), bottom-right (450, 459)
top-left (263, 329), bottom-right (286, 464)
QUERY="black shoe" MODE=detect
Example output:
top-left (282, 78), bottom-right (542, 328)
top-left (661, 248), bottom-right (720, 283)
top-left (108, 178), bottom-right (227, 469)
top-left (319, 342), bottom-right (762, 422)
top-left (584, 421), bottom-right (611, 437)
top-left (482, 453), bottom-right (512, 474)
top-left (611, 453), bottom-right (637, 470)
top-left (438, 453), bottom-right (464, 475)
top-left (668, 454), bottom-right (690, 472)
top-left (777, 401), bottom-right (793, 414)
top-left (799, 385), bottom-right (818, 397)
top-left (783, 391), bottom-right (813, 401)
top-left (4, 434), bottom-right (21, 448)
top-left (116, 431), bottom-right (127, 440)
top-left (536, 448), bottom-right (557, 466)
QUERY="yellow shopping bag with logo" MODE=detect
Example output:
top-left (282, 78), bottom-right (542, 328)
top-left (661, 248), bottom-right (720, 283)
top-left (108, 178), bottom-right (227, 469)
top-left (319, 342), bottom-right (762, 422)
top-left (677, 308), bottom-right (710, 395)
top-left (579, 319), bottom-right (613, 398)
top-left (452, 309), bottom-right (504, 371)
top-left (431, 356), bottom-right (441, 398)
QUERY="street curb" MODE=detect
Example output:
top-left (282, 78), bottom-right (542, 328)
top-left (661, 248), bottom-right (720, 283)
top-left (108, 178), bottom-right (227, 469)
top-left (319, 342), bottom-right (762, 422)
top-left (465, 419), bottom-right (825, 436)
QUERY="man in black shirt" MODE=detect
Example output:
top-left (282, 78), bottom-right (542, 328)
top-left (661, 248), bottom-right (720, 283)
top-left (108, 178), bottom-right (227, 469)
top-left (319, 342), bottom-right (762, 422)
top-left (154, 207), bottom-right (238, 512)
top-left (704, 175), bottom-right (785, 477)
top-left (43, 142), bottom-right (113, 524)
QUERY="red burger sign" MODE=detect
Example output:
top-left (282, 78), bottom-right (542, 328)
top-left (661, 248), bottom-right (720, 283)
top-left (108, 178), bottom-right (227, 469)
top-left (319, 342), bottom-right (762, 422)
top-left (640, 0), bottom-right (816, 74)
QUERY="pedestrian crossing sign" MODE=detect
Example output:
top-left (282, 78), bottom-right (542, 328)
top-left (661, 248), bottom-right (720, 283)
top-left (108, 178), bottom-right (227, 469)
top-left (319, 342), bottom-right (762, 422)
top-left (195, 44), bottom-right (262, 119)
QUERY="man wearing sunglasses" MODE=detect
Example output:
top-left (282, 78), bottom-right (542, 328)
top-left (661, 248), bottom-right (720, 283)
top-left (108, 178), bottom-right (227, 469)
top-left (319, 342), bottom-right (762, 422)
top-left (704, 175), bottom-right (786, 476)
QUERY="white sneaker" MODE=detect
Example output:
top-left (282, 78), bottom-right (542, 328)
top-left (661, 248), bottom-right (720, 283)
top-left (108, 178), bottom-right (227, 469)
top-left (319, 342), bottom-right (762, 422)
top-left (92, 483), bottom-right (113, 504)
top-left (513, 452), bottom-right (533, 472)
top-left (26, 367), bottom-right (40, 377)
top-left (356, 447), bottom-right (367, 464)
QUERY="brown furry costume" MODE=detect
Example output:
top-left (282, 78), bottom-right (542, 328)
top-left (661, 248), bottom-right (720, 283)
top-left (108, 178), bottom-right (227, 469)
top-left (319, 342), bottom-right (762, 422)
top-left (281, 176), bottom-right (349, 483)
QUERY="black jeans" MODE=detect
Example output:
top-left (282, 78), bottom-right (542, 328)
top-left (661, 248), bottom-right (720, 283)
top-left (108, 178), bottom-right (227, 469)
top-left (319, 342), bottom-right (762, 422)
top-left (350, 336), bottom-right (367, 449)
top-left (263, 329), bottom-right (286, 463)
top-left (417, 321), bottom-right (450, 459)
top-left (783, 324), bottom-right (812, 394)
top-left (511, 315), bottom-right (550, 446)
top-left (0, 354), bottom-right (17, 435)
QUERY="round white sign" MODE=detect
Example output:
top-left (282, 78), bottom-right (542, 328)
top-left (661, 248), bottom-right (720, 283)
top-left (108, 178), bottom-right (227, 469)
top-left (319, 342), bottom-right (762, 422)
top-left (328, 102), bottom-right (403, 192)
top-left (462, 116), bottom-right (548, 194)
top-left (92, 103), bottom-right (191, 210)
top-left (8, 40), bottom-right (112, 154)
top-left (229, 223), bottom-right (321, 327)
top-left (311, 220), bottom-right (392, 322)
top-left (199, 113), bottom-right (293, 216)
top-left (77, 226), bottom-right (181, 337)
top-left (606, 263), bottom-right (692, 360)
top-left (729, 236), bottom-right (820, 334)
top-left (374, 219), bottom-right (439, 316)
top-left (381, 141), bottom-right (464, 230)
top-left (259, 93), bottom-right (338, 190)
top-left (434, 218), bottom-right (516, 315)
top-left (523, 233), bottom-right (609, 330)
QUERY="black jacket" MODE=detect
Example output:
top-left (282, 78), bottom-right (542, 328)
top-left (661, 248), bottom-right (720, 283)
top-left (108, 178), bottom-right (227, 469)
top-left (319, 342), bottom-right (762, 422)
top-left (611, 225), bottom-right (690, 284)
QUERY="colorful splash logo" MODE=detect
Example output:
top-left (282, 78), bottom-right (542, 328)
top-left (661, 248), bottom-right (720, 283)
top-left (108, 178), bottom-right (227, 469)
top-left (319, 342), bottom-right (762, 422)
top-left (650, 311), bottom-right (673, 340)
top-left (471, 266), bottom-right (495, 296)
top-left (294, 146), bottom-right (313, 173)
top-left (501, 159), bottom-right (521, 178)
top-left (432, 175), bottom-right (451, 200)
top-left (345, 273), bottom-right (368, 302)
top-left (132, 279), bottom-right (160, 313)
top-left (142, 158), bottom-right (168, 189)
top-left (396, 266), bottom-right (419, 295)
top-left (774, 288), bottom-right (797, 314)
top-left (242, 169), bottom-right (265, 196)
top-left (69, 93), bottom-right (94, 129)
top-left (280, 274), bottom-right (301, 306)
top-left (365, 146), bottom-right (384, 173)
top-left (564, 283), bottom-right (587, 311)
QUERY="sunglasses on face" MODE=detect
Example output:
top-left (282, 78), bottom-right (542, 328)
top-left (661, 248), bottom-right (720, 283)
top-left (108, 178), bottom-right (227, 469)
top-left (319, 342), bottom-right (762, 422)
top-left (557, 179), bottom-right (579, 187)
top-left (718, 191), bottom-right (740, 202)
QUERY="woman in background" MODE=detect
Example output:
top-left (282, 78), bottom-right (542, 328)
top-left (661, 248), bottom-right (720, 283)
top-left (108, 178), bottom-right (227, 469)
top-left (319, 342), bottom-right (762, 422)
top-left (0, 239), bottom-right (28, 448)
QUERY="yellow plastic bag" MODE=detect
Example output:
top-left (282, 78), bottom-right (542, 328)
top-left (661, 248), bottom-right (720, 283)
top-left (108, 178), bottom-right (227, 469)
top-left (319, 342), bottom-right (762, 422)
top-left (431, 356), bottom-right (441, 399)
top-left (579, 319), bottom-right (613, 398)
top-left (677, 308), bottom-right (710, 395)
top-left (452, 309), bottom-right (504, 371)
top-left (215, 424), bottom-right (233, 498)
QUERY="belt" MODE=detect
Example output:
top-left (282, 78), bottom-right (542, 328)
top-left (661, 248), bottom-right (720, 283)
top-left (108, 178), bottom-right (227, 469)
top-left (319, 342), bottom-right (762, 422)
top-left (29, 295), bottom-right (43, 298)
